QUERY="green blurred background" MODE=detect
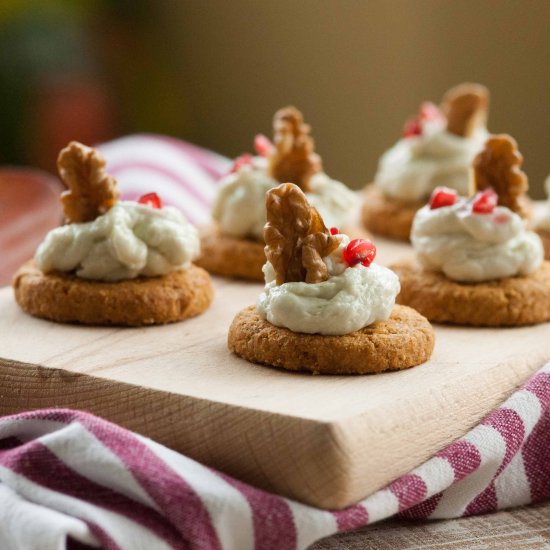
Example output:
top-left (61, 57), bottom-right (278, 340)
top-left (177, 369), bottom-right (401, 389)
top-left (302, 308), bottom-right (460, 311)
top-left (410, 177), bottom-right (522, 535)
top-left (1, 0), bottom-right (549, 195)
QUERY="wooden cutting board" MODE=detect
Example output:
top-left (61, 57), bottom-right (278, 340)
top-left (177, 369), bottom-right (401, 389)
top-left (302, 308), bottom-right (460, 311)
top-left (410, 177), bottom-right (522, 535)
top-left (0, 237), bottom-right (549, 509)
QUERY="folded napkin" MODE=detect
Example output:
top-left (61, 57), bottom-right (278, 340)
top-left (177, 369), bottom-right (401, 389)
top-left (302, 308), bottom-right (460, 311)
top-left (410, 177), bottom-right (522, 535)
top-left (1, 135), bottom-right (548, 549)
top-left (0, 363), bottom-right (547, 549)
top-left (98, 134), bottom-right (232, 226)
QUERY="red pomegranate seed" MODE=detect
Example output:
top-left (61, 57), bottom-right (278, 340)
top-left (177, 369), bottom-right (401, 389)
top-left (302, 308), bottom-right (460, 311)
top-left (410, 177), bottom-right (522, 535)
top-left (230, 153), bottom-right (253, 173)
top-left (403, 102), bottom-right (444, 138)
top-left (472, 188), bottom-right (498, 214)
top-left (343, 239), bottom-right (377, 268)
top-left (494, 212), bottom-right (510, 224)
top-left (419, 101), bottom-right (443, 121)
top-left (329, 227), bottom-right (340, 235)
top-left (403, 117), bottom-right (422, 138)
top-left (138, 192), bottom-right (162, 209)
top-left (253, 134), bottom-right (273, 157)
top-left (429, 186), bottom-right (459, 209)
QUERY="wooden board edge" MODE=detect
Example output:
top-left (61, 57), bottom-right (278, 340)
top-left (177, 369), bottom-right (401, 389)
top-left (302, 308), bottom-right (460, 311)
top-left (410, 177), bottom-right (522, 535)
top-left (326, 351), bottom-right (549, 507)
top-left (0, 357), bottom-right (359, 509)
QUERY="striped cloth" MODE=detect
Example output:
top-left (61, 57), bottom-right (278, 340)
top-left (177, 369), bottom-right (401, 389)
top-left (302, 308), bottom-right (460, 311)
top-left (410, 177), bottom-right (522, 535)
top-left (0, 364), bottom-right (547, 549)
top-left (1, 134), bottom-right (549, 548)
top-left (98, 134), bottom-right (232, 226)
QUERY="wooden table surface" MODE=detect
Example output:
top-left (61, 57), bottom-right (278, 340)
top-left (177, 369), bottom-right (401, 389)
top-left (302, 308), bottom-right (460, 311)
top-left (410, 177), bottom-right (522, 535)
top-left (312, 500), bottom-right (550, 549)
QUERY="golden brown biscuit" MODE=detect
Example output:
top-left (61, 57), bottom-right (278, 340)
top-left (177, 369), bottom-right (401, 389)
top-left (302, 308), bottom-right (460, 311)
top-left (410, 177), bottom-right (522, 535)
top-left (361, 184), bottom-right (421, 241)
top-left (196, 224), bottom-right (265, 281)
top-left (391, 259), bottom-right (550, 326)
top-left (228, 305), bottom-right (434, 375)
top-left (13, 260), bottom-right (214, 326)
top-left (537, 230), bottom-right (550, 260)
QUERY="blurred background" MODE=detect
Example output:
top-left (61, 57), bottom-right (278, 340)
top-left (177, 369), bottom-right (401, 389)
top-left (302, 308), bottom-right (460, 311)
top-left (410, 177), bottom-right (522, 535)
top-left (0, 0), bottom-right (549, 192)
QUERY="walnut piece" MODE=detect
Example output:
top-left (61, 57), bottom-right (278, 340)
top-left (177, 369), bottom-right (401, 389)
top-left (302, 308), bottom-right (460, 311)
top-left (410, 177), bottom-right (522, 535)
top-left (472, 134), bottom-right (528, 215)
top-left (268, 106), bottom-right (322, 192)
top-left (264, 183), bottom-right (339, 285)
top-left (58, 141), bottom-right (120, 223)
top-left (441, 83), bottom-right (489, 137)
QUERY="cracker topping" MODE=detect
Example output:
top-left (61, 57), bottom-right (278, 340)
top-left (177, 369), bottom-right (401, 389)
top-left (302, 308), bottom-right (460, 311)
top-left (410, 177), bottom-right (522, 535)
top-left (58, 141), bottom-right (120, 223)
top-left (441, 83), bottom-right (490, 137)
top-left (268, 106), bottom-right (322, 192)
top-left (264, 183), bottom-right (339, 285)
top-left (472, 134), bottom-right (528, 215)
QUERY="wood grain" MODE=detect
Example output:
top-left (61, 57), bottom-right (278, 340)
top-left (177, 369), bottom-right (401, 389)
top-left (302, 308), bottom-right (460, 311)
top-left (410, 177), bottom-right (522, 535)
top-left (0, 237), bottom-right (549, 509)
top-left (312, 501), bottom-right (550, 549)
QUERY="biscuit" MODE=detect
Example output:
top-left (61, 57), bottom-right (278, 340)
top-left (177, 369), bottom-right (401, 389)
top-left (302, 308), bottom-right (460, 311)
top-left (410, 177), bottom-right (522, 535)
top-left (361, 184), bottom-right (421, 241)
top-left (537, 230), bottom-right (550, 260)
top-left (13, 260), bottom-right (214, 326)
top-left (228, 305), bottom-right (434, 375)
top-left (391, 259), bottom-right (550, 326)
top-left (196, 224), bottom-right (266, 281)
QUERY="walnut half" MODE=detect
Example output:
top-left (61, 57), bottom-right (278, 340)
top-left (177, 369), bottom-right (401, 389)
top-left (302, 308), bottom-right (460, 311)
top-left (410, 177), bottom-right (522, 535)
top-left (264, 183), bottom-right (339, 285)
top-left (441, 83), bottom-right (489, 138)
top-left (268, 106), bottom-right (322, 192)
top-left (472, 134), bottom-right (528, 216)
top-left (58, 141), bottom-right (120, 223)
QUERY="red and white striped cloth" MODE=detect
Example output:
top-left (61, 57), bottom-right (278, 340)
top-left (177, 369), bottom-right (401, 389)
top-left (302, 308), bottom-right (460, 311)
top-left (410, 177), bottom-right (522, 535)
top-left (0, 363), bottom-right (547, 549)
top-left (1, 134), bottom-right (549, 548)
top-left (98, 134), bottom-right (232, 226)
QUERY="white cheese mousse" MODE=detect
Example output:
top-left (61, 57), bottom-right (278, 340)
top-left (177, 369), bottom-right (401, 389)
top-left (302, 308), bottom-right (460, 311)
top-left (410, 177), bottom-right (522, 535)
top-left (375, 116), bottom-right (488, 202)
top-left (35, 201), bottom-right (200, 281)
top-left (213, 156), bottom-right (355, 241)
top-left (411, 191), bottom-right (543, 282)
top-left (257, 234), bottom-right (400, 335)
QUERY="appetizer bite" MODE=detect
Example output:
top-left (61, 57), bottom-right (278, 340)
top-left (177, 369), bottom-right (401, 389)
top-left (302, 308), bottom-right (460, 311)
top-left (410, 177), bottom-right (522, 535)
top-left (197, 106), bottom-right (356, 280)
top-left (13, 142), bottom-right (213, 325)
top-left (362, 83), bottom-right (491, 240)
top-left (391, 135), bottom-right (550, 326)
top-left (228, 182), bottom-right (434, 374)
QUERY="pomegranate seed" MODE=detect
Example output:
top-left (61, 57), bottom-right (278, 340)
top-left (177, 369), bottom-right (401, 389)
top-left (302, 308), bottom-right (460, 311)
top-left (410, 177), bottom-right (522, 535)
top-left (253, 134), bottom-right (273, 157)
top-left (230, 153), bottom-right (253, 173)
top-left (494, 212), bottom-right (510, 224)
top-left (472, 188), bottom-right (498, 214)
top-left (429, 186), bottom-right (459, 209)
top-left (329, 227), bottom-right (340, 235)
top-left (403, 117), bottom-right (422, 138)
top-left (343, 239), bottom-right (377, 268)
top-left (419, 101), bottom-right (443, 121)
top-left (138, 192), bottom-right (162, 209)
